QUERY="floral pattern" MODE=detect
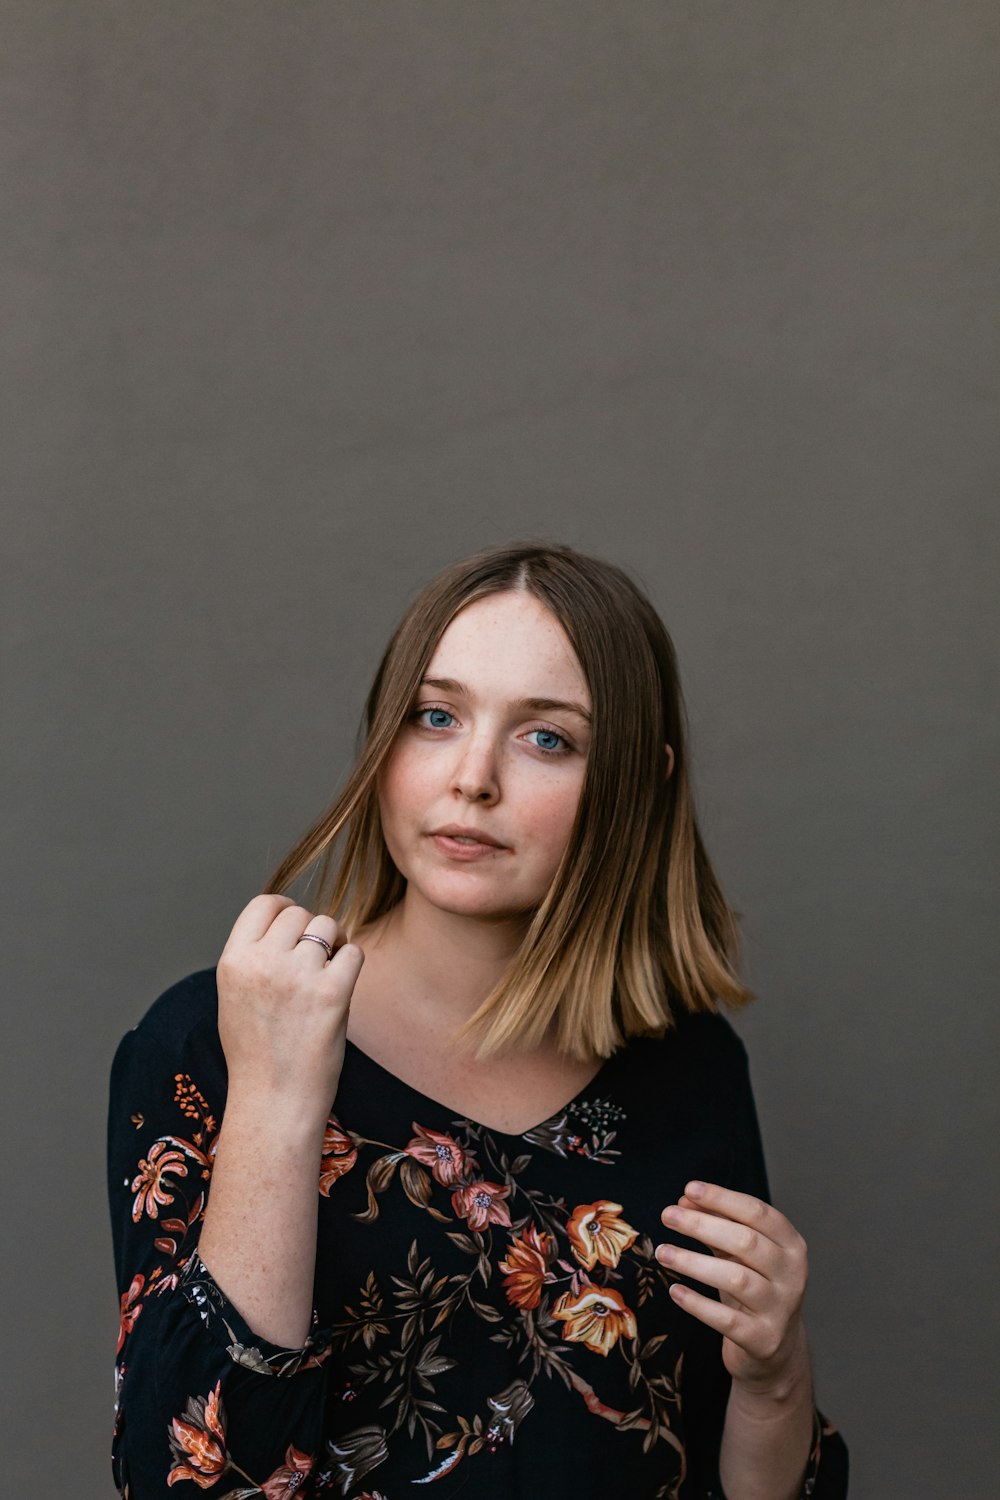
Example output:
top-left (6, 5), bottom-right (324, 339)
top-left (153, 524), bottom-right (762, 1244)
top-left (132, 1141), bottom-right (189, 1222)
top-left (109, 985), bottom-right (848, 1498)
top-left (166, 1380), bottom-right (228, 1488)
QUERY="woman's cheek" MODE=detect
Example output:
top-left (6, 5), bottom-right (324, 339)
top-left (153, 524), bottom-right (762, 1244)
top-left (378, 745), bottom-right (431, 820)
top-left (523, 779), bottom-right (582, 853)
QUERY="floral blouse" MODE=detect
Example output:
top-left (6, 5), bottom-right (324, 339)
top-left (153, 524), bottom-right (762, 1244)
top-left (107, 968), bottom-right (848, 1499)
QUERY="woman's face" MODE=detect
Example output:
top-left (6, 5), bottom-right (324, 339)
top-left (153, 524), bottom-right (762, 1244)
top-left (377, 590), bottom-right (593, 923)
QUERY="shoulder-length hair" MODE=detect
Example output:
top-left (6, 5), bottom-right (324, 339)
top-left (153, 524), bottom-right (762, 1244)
top-left (264, 539), bottom-right (752, 1061)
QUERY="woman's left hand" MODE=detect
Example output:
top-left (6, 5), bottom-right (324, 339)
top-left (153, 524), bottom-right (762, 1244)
top-left (657, 1181), bottom-right (810, 1395)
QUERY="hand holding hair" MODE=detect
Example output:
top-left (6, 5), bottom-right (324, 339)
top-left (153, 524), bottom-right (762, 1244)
top-left (215, 891), bottom-right (365, 1127)
top-left (195, 893), bottom-right (366, 1347)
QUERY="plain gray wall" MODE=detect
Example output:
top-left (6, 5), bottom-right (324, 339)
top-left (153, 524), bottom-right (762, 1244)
top-left (3, 3), bottom-right (998, 1495)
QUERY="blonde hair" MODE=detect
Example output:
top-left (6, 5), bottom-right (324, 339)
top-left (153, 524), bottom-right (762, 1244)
top-left (264, 540), bottom-right (753, 1060)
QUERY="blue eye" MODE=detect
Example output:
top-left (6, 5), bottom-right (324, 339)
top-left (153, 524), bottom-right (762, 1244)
top-left (526, 728), bottom-right (570, 756)
top-left (410, 708), bottom-right (573, 758)
top-left (411, 707), bottom-right (456, 731)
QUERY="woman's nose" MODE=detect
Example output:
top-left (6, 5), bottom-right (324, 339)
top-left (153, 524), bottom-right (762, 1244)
top-left (452, 734), bottom-right (500, 803)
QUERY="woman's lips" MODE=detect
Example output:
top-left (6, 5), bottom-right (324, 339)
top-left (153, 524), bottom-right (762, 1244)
top-left (429, 834), bottom-right (509, 860)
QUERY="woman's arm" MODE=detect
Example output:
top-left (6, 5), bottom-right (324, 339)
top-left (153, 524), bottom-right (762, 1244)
top-left (107, 896), bottom-right (366, 1496)
top-left (109, 1021), bottom-right (335, 1495)
top-left (196, 893), bottom-right (364, 1346)
top-left (195, 1086), bottom-right (328, 1347)
top-left (658, 1180), bottom-right (833, 1500)
top-left (718, 1319), bottom-right (815, 1500)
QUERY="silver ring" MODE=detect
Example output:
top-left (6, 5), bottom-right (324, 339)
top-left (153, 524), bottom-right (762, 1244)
top-left (296, 933), bottom-right (335, 961)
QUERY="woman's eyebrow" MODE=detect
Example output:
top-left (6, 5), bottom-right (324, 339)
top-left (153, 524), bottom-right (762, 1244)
top-left (419, 676), bottom-right (592, 724)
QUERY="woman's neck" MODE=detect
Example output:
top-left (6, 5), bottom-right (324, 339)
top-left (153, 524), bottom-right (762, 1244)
top-left (352, 889), bottom-right (530, 1034)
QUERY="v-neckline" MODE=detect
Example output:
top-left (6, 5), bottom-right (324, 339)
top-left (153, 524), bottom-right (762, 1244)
top-left (342, 1035), bottom-right (621, 1141)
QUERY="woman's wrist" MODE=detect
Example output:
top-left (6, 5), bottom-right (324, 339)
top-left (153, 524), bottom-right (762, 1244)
top-left (720, 1323), bottom-right (815, 1500)
top-left (729, 1319), bottom-right (813, 1406)
top-left (223, 1078), bottom-right (334, 1145)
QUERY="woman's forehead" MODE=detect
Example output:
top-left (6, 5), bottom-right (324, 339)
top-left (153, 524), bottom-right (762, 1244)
top-left (426, 595), bottom-right (590, 706)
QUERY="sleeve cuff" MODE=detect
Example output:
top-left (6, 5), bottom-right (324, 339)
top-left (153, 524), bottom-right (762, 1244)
top-left (178, 1251), bottom-right (334, 1378)
top-left (800, 1404), bottom-right (824, 1495)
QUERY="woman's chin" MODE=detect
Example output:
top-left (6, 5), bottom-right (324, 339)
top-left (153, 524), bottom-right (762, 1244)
top-left (410, 878), bottom-right (532, 923)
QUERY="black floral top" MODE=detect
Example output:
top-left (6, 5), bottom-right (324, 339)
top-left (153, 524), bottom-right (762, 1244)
top-left (107, 968), bottom-right (848, 1499)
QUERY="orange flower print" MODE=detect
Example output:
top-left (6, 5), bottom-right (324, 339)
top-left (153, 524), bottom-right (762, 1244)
top-left (499, 1224), bottom-right (553, 1310)
top-left (451, 1179), bottom-right (513, 1230)
top-left (404, 1122), bottom-right (475, 1186)
top-left (166, 1379), bottom-right (228, 1488)
top-left (318, 1117), bottom-right (358, 1196)
top-left (260, 1444), bottom-right (313, 1497)
top-left (132, 1141), bottom-right (189, 1223)
top-left (551, 1280), bottom-right (637, 1356)
top-left (116, 1272), bottom-right (144, 1356)
top-left (566, 1199), bottom-right (638, 1270)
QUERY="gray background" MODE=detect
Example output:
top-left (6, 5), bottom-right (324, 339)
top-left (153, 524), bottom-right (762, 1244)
top-left (3, 3), bottom-right (998, 1495)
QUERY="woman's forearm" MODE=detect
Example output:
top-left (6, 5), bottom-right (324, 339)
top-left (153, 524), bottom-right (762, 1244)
top-left (718, 1327), bottom-right (815, 1500)
top-left (196, 1086), bottom-right (329, 1348)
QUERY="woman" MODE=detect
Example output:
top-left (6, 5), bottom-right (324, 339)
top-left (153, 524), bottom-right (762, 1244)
top-left (108, 540), bottom-right (849, 1498)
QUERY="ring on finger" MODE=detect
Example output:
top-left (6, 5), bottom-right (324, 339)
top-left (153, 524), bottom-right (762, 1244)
top-left (296, 932), bottom-right (335, 961)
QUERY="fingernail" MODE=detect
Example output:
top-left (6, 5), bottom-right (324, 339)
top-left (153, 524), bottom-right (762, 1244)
top-left (686, 1181), bottom-right (705, 1198)
top-left (663, 1206), bottom-right (682, 1223)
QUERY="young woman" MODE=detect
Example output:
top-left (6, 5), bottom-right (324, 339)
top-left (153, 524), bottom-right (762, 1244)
top-left (108, 541), bottom-right (849, 1499)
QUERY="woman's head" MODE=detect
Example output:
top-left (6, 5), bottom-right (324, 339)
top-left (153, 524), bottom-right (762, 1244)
top-left (265, 539), bottom-right (751, 1058)
top-left (377, 587), bottom-right (594, 929)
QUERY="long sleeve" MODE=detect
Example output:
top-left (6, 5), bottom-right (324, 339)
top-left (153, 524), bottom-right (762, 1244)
top-left (678, 1022), bottom-right (849, 1499)
top-left (107, 994), bottom-right (335, 1498)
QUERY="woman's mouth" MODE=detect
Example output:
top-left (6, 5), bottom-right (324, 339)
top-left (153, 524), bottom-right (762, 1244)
top-left (429, 833), bottom-right (508, 860)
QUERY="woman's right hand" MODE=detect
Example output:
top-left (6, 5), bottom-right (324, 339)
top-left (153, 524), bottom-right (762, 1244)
top-left (215, 893), bottom-right (366, 1124)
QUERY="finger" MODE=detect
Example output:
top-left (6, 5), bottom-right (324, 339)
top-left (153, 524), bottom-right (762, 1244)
top-left (257, 904), bottom-right (335, 950)
top-left (676, 1193), bottom-right (748, 1238)
top-left (660, 1205), bottom-right (781, 1275)
top-left (674, 1195), bottom-right (776, 1266)
top-left (668, 1281), bottom-right (757, 1347)
top-left (677, 1181), bottom-right (798, 1249)
top-left (221, 893), bottom-right (298, 951)
top-left (293, 915), bottom-right (346, 965)
top-left (655, 1243), bottom-right (769, 1310)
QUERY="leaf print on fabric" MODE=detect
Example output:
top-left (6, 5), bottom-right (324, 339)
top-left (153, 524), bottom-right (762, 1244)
top-left (425, 1379), bottom-right (534, 1482)
top-left (566, 1199), bottom-right (639, 1270)
top-left (551, 1279), bottom-right (638, 1356)
top-left (318, 1116), bottom-right (358, 1196)
top-left (329, 1270), bottom-right (391, 1352)
top-left (353, 1150), bottom-right (404, 1224)
top-left (522, 1095), bottom-right (626, 1163)
top-left (498, 1224), bottom-right (555, 1310)
top-left (166, 1379), bottom-right (229, 1488)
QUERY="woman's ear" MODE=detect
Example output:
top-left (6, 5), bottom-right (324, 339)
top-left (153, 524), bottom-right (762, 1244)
top-left (664, 743), bottom-right (675, 779)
